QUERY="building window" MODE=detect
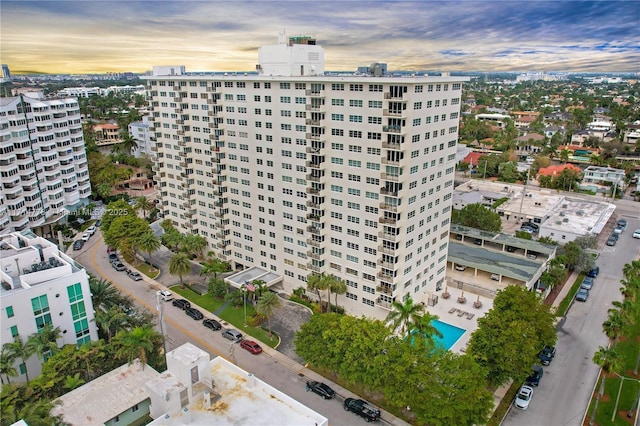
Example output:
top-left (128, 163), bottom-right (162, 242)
top-left (31, 295), bottom-right (51, 330)
top-left (10, 325), bottom-right (18, 337)
top-left (6, 306), bottom-right (14, 318)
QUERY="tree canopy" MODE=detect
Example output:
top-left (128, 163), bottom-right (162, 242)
top-left (452, 203), bottom-right (502, 233)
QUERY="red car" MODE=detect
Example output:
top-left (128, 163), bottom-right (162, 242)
top-left (240, 339), bottom-right (262, 355)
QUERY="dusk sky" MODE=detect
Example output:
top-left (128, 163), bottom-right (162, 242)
top-left (2, 1), bottom-right (638, 75)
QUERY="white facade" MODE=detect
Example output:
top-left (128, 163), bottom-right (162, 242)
top-left (0, 93), bottom-right (91, 234)
top-left (57, 87), bottom-right (101, 98)
top-left (129, 116), bottom-right (152, 158)
top-left (258, 32), bottom-right (324, 77)
top-left (144, 39), bottom-right (467, 318)
top-left (0, 231), bottom-right (98, 382)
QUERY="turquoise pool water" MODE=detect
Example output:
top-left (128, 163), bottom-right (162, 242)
top-left (431, 320), bottom-right (466, 350)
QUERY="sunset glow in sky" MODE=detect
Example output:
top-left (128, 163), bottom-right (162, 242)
top-left (2, 1), bottom-right (638, 74)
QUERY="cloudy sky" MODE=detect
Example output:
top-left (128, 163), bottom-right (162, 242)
top-left (2, 1), bottom-right (638, 74)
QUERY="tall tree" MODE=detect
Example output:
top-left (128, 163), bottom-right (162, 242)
top-left (26, 324), bottom-right (61, 363)
top-left (0, 350), bottom-right (17, 385)
top-left (452, 203), bottom-right (502, 233)
top-left (330, 276), bottom-right (347, 308)
top-left (2, 336), bottom-right (35, 383)
top-left (386, 296), bottom-right (424, 336)
top-left (136, 231), bottom-right (161, 267)
top-left (200, 257), bottom-right (230, 280)
top-left (184, 234), bottom-right (207, 259)
top-left (256, 292), bottom-right (281, 337)
top-left (133, 196), bottom-right (152, 218)
top-left (89, 276), bottom-right (121, 311)
top-left (602, 309), bottom-right (626, 345)
top-left (307, 273), bottom-right (329, 309)
top-left (112, 326), bottom-right (161, 368)
top-left (169, 252), bottom-right (191, 288)
top-left (413, 311), bottom-right (444, 347)
top-left (590, 347), bottom-right (623, 425)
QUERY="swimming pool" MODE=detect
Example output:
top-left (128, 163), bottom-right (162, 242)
top-left (431, 320), bottom-right (466, 350)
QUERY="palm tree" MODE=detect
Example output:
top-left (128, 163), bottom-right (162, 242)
top-left (134, 196), bottom-right (153, 218)
top-left (1, 398), bottom-right (60, 426)
top-left (89, 276), bottom-right (121, 310)
top-left (413, 311), bottom-right (444, 346)
top-left (559, 148), bottom-right (570, 163)
top-left (386, 296), bottom-right (425, 336)
top-left (120, 133), bottom-right (139, 154)
top-left (184, 234), bottom-right (207, 259)
top-left (256, 292), bottom-right (281, 337)
top-left (200, 257), bottom-right (230, 280)
top-left (112, 326), bottom-right (160, 368)
top-left (307, 273), bottom-right (328, 309)
top-left (169, 252), bottom-right (191, 288)
top-left (590, 346), bottom-right (623, 425)
top-left (602, 310), bottom-right (626, 345)
top-left (0, 349), bottom-right (17, 385)
top-left (26, 324), bottom-right (62, 363)
top-left (95, 306), bottom-right (130, 341)
top-left (330, 276), bottom-right (347, 308)
top-left (3, 335), bottom-right (35, 383)
top-left (136, 231), bottom-right (161, 267)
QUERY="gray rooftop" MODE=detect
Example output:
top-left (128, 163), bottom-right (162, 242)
top-left (450, 224), bottom-right (557, 255)
top-left (224, 266), bottom-right (283, 289)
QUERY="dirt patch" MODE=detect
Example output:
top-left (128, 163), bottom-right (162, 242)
top-left (619, 410), bottom-right (636, 425)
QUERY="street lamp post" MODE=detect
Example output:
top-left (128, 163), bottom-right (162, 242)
top-left (155, 291), bottom-right (168, 356)
top-left (243, 286), bottom-right (247, 327)
top-left (611, 372), bottom-right (640, 422)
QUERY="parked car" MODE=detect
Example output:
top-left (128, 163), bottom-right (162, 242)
top-left (454, 264), bottom-right (466, 271)
top-left (514, 385), bottom-right (534, 410)
top-left (587, 266), bottom-right (600, 278)
top-left (240, 339), bottom-right (262, 354)
top-left (474, 238), bottom-right (482, 245)
top-left (606, 236), bottom-right (618, 246)
top-left (520, 227), bottom-right (535, 235)
top-left (610, 232), bottom-right (620, 241)
top-left (157, 290), bottom-right (173, 301)
top-left (490, 273), bottom-right (500, 281)
top-left (633, 229), bottom-right (640, 239)
top-left (128, 270), bottom-right (143, 281)
top-left (344, 398), bottom-right (381, 422)
top-left (221, 329), bottom-right (243, 342)
top-left (506, 245), bottom-right (516, 252)
top-left (614, 225), bottom-right (624, 234)
top-left (185, 307), bottom-right (204, 320)
top-left (575, 288), bottom-right (590, 302)
top-left (203, 318), bottom-right (221, 331)
top-left (522, 222), bottom-right (539, 232)
top-left (617, 218), bottom-right (627, 231)
top-left (86, 225), bottom-right (97, 235)
top-left (581, 276), bottom-right (594, 290)
top-left (95, 219), bottom-right (102, 227)
top-left (111, 262), bottom-right (126, 271)
top-left (73, 240), bottom-right (84, 251)
top-left (108, 252), bottom-right (119, 262)
top-left (306, 381), bottom-right (335, 399)
top-left (538, 345), bottom-right (556, 366)
top-left (172, 299), bottom-right (191, 310)
top-left (81, 233), bottom-right (91, 242)
top-left (526, 365), bottom-right (544, 387)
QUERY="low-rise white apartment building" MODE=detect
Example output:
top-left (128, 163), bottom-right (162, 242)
top-left (129, 116), bottom-right (153, 158)
top-left (0, 231), bottom-right (98, 382)
top-left (0, 93), bottom-right (91, 235)
top-left (144, 32), bottom-right (468, 318)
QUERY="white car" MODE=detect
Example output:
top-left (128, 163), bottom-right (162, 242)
top-left (633, 229), bottom-right (640, 239)
top-left (86, 225), bottom-right (97, 235)
top-left (81, 233), bottom-right (91, 242)
top-left (514, 385), bottom-right (534, 410)
top-left (157, 290), bottom-right (174, 301)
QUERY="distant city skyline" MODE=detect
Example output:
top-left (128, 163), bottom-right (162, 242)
top-left (2, 1), bottom-right (638, 75)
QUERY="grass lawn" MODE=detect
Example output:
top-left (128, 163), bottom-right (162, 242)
top-left (586, 313), bottom-right (640, 425)
top-left (555, 272), bottom-right (585, 317)
top-left (170, 286), bottom-right (279, 348)
top-left (122, 253), bottom-right (160, 279)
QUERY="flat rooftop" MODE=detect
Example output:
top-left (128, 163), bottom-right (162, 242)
top-left (448, 241), bottom-right (544, 281)
top-left (450, 224), bottom-right (557, 255)
top-left (541, 197), bottom-right (615, 235)
top-left (52, 360), bottom-right (160, 426)
top-left (224, 266), bottom-right (282, 289)
top-left (148, 356), bottom-right (328, 426)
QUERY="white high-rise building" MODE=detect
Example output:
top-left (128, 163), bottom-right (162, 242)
top-left (145, 34), bottom-right (468, 317)
top-left (0, 93), bottom-right (91, 235)
top-left (0, 231), bottom-right (98, 382)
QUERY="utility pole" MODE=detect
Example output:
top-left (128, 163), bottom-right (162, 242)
top-left (156, 291), bottom-right (168, 356)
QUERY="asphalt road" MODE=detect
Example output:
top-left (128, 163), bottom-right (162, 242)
top-left (72, 233), bottom-right (391, 426)
top-left (502, 214), bottom-right (640, 426)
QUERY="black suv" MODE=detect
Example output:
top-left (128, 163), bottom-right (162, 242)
top-left (344, 398), bottom-right (381, 422)
top-left (538, 345), bottom-right (556, 366)
top-left (172, 299), bottom-right (191, 310)
top-left (526, 365), bottom-right (544, 386)
top-left (185, 307), bottom-right (203, 320)
top-left (203, 318), bottom-right (221, 330)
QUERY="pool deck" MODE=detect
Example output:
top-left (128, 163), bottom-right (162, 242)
top-left (425, 290), bottom-right (493, 354)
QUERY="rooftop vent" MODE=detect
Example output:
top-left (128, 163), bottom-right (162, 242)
top-left (563, 218), bottom-right (569, 222)
top-left (562, 204), bottom-right (568, 208)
